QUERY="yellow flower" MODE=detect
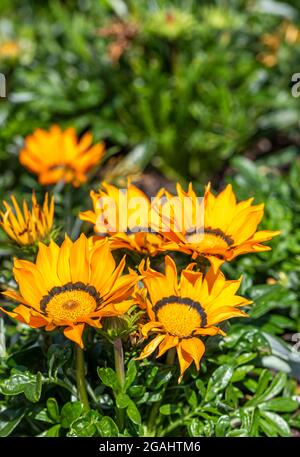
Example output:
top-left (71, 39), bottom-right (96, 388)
top-left (19, 125), bottom-right (105, 187)
top-left (0, 40), bottom-right (20, 59)
top-left (1, 234), bottom-right (138, 347)
top-left (137, 256), bottom-right (251, 382)
top-left (160, 183), bottom-right (280, 272)
top-left (80, 182), bottom-right (165, 256)
top-left (0, 192), bottom-right (54, 246)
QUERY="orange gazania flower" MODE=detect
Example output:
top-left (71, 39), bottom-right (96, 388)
top-left (80, 182), bottom-right (165, 256)
top-left (19, 125), bottom-right (105, 187)
top-left (160, 183), bottom-right (280, 272)
top-left (0, 192), bottom-right (54, 246)
top-left (1, 234), bottom-right (138, 347)
top-left (136, 256), bottom-right (251, 382)
top-left (0, 40), bottom-right (20, 59)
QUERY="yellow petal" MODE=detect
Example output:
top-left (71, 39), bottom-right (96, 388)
top-left (136, 334), bottom-right (166, 360)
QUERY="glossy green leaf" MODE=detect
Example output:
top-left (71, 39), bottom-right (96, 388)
top-left (205, 365), bottom-right (234, 401)
top-left (127, 399), bottom-right (141, 425)
top-left (97, 367), bottom-right (119, 390)
top-left (97, 417), bottom-right (119, 437)
top-left (61, 402), bottom-right (83, 428)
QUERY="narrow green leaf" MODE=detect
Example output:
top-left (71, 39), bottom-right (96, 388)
top-left (0, 413), bottom-right (25, 437)
top-left (127, 399), bottom-right (141, 425)
top-left (46, 398), bottom-right (60, 422)
top-left (124, 360), bottom-right (137, 391)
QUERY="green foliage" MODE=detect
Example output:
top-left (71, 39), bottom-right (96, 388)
top-left (0, 0), bottom-right (299, 184)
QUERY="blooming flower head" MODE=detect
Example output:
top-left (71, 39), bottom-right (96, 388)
top-left (136, 256), bottom-right (251, 382)
top-left (0, 192), bottom-right (54, 246)
top-left (19, 125), bottom-right (105, 187)
top-left (1, 234), bottom-right (138, 347)
top-left (80, 182), bottom-right (165, 256)
top-left (160, 183), bottom-right (280, 272)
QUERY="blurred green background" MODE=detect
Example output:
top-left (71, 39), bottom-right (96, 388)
top-left (0, 0), bottom-right (299, 188)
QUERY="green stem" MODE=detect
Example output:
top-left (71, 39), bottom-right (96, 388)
top-left (166, 347), bottom-right (176, 365)
top-left (147, 348), bottom-right (176, 435)
top-left (75, 345), bottom-right (90, 412)
top-left (113, 337), bottom-right (125, 430)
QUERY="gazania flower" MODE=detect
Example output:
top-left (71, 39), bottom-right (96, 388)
top-left (0, 40), bottom-right (20, 60)
top-left (19, 125), bottom-right (105, 187)
top-left (1, 234), bottom-right (138, 347)
top-left (80, 182), bottom-right (165, 256)
top-left (137, 256), bottom-right (251, 382)
top-left (160, 183), bottom-right (280, 272)
top-left (0, 192), bottom-right (54, 246)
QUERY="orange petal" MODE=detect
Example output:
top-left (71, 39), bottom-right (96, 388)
top-left (63, 323), bottom-right (85, 348)
top-left (180, 337), bottom-right (205, 371)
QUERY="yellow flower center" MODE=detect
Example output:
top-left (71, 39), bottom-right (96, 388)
top-left (154, 296), bottom-right (207, 338)
top-left (186, 228), bottom-right (234, 252)
top-left (40, 282), bottom-right (101, 322)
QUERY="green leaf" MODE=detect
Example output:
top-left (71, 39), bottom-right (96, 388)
top-left (128, 385), bottom-right (145, 398)
top-left (249, 408), bottom-right (260, 437)
top-left (159, 404), bottom-right (179, 415)
top-left (124, 360), bottom-right (137, 391)
top-left (61, 402), bottom-right (83, 428)
top-left (97, 367), bottom-right (119, 390)
top-left (195, 379), bottom-right (206, 398)
top-left (0, 412), bottom-right (25, 437)
top-left (68, 410), bottom-right (101, 437)
top-left (260, 372), bottom-right (287, 403)
top-left (260, 411), bottom-right (290, 437)
top-left (116, 393), bottom-right (130, 409)
top-left (38, 424), bottom-right (61, 437)
top-left (127, 399), bottom-right (141, 425)
top-left (47, 343), bottom-right (72, 378)
top-left (231, 365), bottom-right (255, 382)
top-left (46, 398), bottom-right (60, 422)
top-left (188, 418), bottom-right (203, 437)
top-left (259, 418), bottom-right (278, 437)
top-left (0, 370), bottom-right (43, 403)
top-left (34, 409), bottom-right (55, 424)
top-left (260, 397), bottom-right (299, 413)
top-left (215, 416), bottom-right (230, 437)
top-left (205, 365), bottom-right (234, 401)
top-left (186, 389), bottom-right (198, 408)
top-left (253, 369), bottom-right (273, 398)
top-left (97, 417), bottom-right (119, 437)
top-left (245, 370), bottom-right (287, 407)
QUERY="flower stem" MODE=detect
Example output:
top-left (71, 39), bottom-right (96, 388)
top-left (75, 345), bottom-right (90, 412)
top-left (147, 348), bottom-right (176, 435)
top-left (166, 347), bottom-right (176, 365)
top-left (113, 337), bottom-right (125, 430)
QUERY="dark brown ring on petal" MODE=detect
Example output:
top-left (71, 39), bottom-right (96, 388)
top-left (40, 281), bottom-right (102, 314)
top-left (125, 227), bottom-right (157, 235)
top-left (204, 227), bottom-right (234, 246)
top-left (153, 295), bottom-right (207, 327)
